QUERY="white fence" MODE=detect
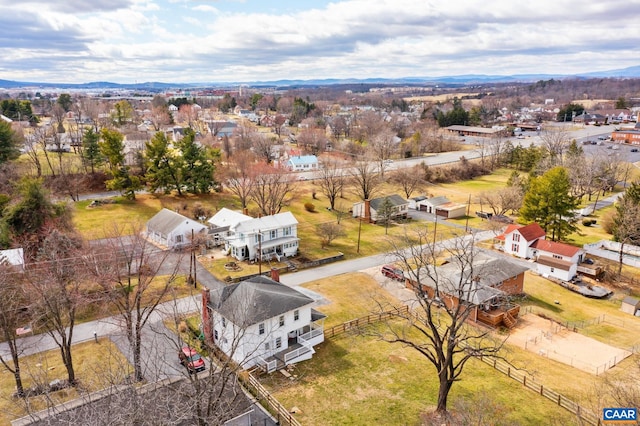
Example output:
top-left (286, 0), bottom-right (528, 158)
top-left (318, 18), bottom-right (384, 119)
top-left (583, 240), bottom-right (640, 268)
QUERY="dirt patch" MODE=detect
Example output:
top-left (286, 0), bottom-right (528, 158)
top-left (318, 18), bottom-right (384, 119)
top-left (509, 314), bottom-right (631, 375)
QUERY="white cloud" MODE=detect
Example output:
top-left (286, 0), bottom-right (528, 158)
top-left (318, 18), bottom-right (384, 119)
top-left (2, 0), bottom-right (640, 83)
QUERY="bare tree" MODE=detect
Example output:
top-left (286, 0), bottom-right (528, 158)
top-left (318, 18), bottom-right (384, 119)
top-left (0, 263), bottom-right (28, 397)
top-left (297, 127), bottom-right (326, 155)
top-left (392, 165), bottom-right (425, 199)
top-left (369, 129), bottom-right (397, 177)
top-left (317, 222), bottom-right (346, 248)
top-left (381, 229), bottom-right (505, 415)
top-left (539, 128), bottom-right (570, 164)
top-left (219, 151), bottom-right (256, 213)
top-left (85, 224), bottom-right (183, 382)
top-left (349, 159), bottom-right (381, 201)
top-left (27, 230), bottom-right (87, 386)
top-left (477, 186), bottom-right (523, 216)
top-left (317, 158), bottom-right (345, 210)
top-left (252, 133), bottom-right (276, 164)
top-left (251, 164), bottom-right (296, 216)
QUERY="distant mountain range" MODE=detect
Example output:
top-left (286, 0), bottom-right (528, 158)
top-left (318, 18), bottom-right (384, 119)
top-left (2, 65), bottom-right (640, 90)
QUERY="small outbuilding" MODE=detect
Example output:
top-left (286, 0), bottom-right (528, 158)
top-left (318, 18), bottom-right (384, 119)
top-left (620, 296), bottom-right (640, 316)
top-left (145, 208), bottom-right (208, 250)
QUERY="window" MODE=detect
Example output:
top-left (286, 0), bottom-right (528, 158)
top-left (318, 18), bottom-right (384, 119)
top-left (271, 229), bottom-right (277, 239)
top-left (275, 337), bottom-right (282, 349)
top-left (294, 310), bottom-right (299, 321)
top-left (214, 330), bottom-right (218, 340)
top-left (279, 315), bottom-right (285, 327)
top-left (550, 267), bottom-right (555, 273)
top-left (222, 317), bottom-right (226, 327)
top-left (553, 254), bottom-right (562, 259)
top-left (513, 234), bottom-right (520, 242)
top-left (255, 234), bottom-right (260, 243)
top-left (176, 235), bottom-right (183, 243)
top-left (259, 323), bottom-right (265, 335)
top-left (264, 342), bottom-right (270, 350)
top-left (511, 244), bottom-right (519, 252)
top-left (284, 227), bottom-right (291, 236)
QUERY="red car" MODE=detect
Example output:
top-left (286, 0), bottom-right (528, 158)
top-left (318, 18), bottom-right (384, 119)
top-left (179, 346), bottom-right (206, 373)
top-left (381, 265), bottom-right (404, 281)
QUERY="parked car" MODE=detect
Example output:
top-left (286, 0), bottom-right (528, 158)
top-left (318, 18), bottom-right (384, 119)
top-left (631, 148), bottom-right (639, 153)
top-left (179, 346), bottom-right (206, 373)
top-left (381, 265), bottom-right (404, 281)
top-left (490, 214), bottom-right (514, 224)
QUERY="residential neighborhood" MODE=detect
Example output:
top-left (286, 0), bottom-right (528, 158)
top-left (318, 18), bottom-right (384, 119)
top-left (2, 68), bottom-right (640, 426)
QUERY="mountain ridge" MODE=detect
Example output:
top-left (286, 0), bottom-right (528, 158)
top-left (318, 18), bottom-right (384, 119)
top-left (1, 65), bottom-right (640, 90)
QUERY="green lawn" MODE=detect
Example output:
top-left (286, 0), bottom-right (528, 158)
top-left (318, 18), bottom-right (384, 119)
top-left (0, 339), bottom-right (131, 425)
top-left (260, 273), bottom-right (578, 425)
top-left (522, 272), bottom-right (640, 349)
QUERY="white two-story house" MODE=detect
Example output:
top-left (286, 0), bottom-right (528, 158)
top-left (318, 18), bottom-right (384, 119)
top-left (497, 223), bottom-right (546, 259)
top-left (497, 222), bottom-right (584, 281)
top-left (225, 211), bottom-right (299, 261)
top-left (530, 239), bottom-right (585, 281)
top-left (202, 275), bottom-right (326, 372)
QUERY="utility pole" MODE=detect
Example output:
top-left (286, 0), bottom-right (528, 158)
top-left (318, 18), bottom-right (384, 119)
top-left (356, 218), bottom-right (362, 254)
top-left (465, 194), bottom-right (471, 233)
top-left (258, 230), bottom-right (262, 275)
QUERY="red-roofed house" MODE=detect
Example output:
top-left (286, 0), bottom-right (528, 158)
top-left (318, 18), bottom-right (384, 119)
top-left (497, 222), bottom-right (584, 281)
top-left (530, 239), bottom-right (584, 281)
top-left (498, 223), bottom-right (546, 259)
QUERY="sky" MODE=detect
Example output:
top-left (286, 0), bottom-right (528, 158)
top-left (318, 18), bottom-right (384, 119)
top-left (1, 0), bottom-right (640, 84)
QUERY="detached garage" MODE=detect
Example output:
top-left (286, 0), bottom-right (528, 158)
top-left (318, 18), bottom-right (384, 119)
top-left (435, 202), bottom-right (467, 219)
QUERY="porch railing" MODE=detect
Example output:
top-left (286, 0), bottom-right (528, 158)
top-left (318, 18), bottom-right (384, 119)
top-left (284, 336), bottom-right (314, 364)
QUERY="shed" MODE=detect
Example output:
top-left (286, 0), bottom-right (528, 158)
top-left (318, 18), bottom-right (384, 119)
top-left (620, 296), bottom-right (640, 316)
top-left (145, 208), bottom-right (207, 249)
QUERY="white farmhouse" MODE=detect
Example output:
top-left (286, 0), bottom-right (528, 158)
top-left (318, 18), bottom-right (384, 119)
top-left (225, 212), bottom-right (299, 261)
top-left (202, 275), bottom-right (326, 372)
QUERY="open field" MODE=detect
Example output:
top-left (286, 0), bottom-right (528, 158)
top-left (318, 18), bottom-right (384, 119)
top-left (260, 273), bottom-right (578, 425)
top-left (0, 339), bottom-right (131, 425)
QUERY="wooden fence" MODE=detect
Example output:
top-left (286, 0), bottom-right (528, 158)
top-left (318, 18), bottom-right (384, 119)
top-left (241, 373), bottom-right (302, 426)
top-left (477, 356), bottom-right (600, 425)
top-left (326, 306), bottom-right (601, 425)
top-left (323, 306), bottom-right (410, 339)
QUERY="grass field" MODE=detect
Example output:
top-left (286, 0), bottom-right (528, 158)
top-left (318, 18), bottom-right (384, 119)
top-left (0, 339), bottom-right (131, 425)
top-left (261, 273), bottom-right (578, 425)
top-left (521, 272), bottom-right (640, 349)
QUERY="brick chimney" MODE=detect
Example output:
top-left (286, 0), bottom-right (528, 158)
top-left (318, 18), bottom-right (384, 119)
top-left (364, 199), bottom-right (371, 223)
top-left (201, 288), bottom-right (212, 345)
top-left (243, 207), bottom-right (248, 215)
top-left (270, 268), bottom-right (280, 283)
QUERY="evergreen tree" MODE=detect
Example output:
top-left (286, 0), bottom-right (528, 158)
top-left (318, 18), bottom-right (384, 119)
top-left (0, 120), bottom-right (20, 164)
top-left (144, 131), bottom-right (184, 195)
top-left (519, 166), bottom-right (579, 241)
top-left (81, 128), bottom-right (103, 174)
top-left (100, 129), bottom-right (140, 199)
top-left (177, 129), bottom-right (215, 194)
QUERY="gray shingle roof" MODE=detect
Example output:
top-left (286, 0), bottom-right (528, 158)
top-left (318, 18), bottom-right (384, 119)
top-left (209, 276), bottom-right (314, 326)
top-left (147, 208), bottom-right (205, 235)
top-left (415, 257), bottom-right (528, 305)
top-left (370, 194), bottom-right (407, 210)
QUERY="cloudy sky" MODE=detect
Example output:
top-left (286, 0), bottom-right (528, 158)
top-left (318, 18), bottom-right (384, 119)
top-left (1, 0), bottom-right (640, 84)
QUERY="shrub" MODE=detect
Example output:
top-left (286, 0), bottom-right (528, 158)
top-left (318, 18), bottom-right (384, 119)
top-left (582, 218), bottom-right (593, 227)
top-left (304, 202), bottom-right (316, 212)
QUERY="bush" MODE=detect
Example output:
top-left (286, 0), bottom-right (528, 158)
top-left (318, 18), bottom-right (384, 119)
top-left (304, 202), bottom-right (316, 212)
top-left (582, 218), bottom-right (594, 227)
